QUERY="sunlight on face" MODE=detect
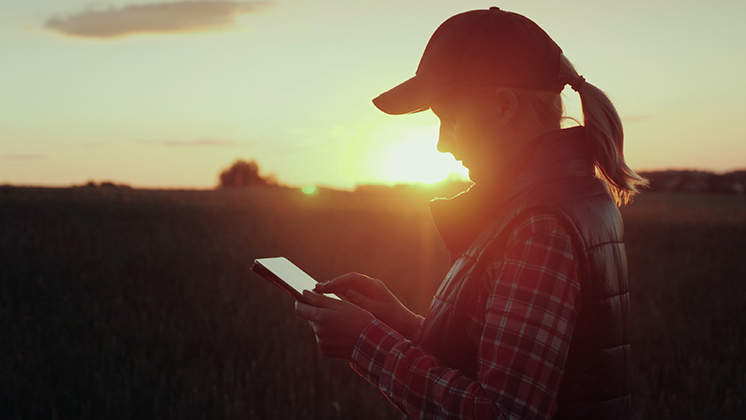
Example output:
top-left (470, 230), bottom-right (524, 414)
top-left (384, 126), bottom-right (469, 184)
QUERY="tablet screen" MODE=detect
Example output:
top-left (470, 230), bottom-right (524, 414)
top-left (252, 257), bottom-right (340, 303)
top-left (256, 257), bottom-right (317, 295)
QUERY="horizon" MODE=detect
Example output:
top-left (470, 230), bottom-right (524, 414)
top-left (4, 166), bottom-right (745, 193)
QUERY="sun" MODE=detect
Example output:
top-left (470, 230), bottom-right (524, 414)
top-left (383, 126), bottom-right (469, 184)
top-left (344, 116), bottom-right (470, 186)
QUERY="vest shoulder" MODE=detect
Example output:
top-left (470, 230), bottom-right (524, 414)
top-left (524, 177), bottom-right (625, 247)
top-left (469, 177), bottom-right (623, 257)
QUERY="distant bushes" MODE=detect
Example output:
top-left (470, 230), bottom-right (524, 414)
top-left (639, 170), bottom-right (746, 194)
top-left (218, 159), bottom-right (280, 188)
top-left (83, 180), bottom-right (132, 189)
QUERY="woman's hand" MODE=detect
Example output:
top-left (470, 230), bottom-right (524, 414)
top-left (294, 290), bottom-right (375, 360)
top-left (314, 273), bottom-right (422, 340)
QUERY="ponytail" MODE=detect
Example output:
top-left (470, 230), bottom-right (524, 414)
top-left (558, 54), bottom-right (648, 206)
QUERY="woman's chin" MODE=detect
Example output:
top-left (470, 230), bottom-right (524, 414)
top-left (463, 165), bottom-right (481, 183)
top-left (465, 167), bottom-right (503, 187)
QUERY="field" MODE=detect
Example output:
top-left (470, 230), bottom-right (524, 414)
top-left (1, 185), bottom-right (744, 419)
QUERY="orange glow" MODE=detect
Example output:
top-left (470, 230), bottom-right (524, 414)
top-left (383, 126), bottom-right (469, 184)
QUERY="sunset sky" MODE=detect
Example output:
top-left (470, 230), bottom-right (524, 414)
top-left (1, 0), bottom-right (744, 189)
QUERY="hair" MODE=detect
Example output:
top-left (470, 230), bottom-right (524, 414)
top-left (513, 55), bottom-right (648, 206)
top-left (513, 88), bottom-right (564, 128)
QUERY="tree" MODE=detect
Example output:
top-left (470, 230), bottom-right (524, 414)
top-left (218, 159), bottom-right (279, 188)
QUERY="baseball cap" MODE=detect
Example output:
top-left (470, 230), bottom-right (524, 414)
top-left (373, 7), bottom-right (564, 115)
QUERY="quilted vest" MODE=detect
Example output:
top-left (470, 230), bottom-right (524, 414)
top-left (420, 127), bottom-right (631, 419)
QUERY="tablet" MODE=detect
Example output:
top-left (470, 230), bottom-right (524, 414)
top-left (251, 257), bottom-right (339, 305)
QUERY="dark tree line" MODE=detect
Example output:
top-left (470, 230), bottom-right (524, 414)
top-left (639, 170), bottom-right (746, 194)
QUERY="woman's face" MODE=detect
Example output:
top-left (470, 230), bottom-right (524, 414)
top-left (431, 91), bottom-right (510, 184)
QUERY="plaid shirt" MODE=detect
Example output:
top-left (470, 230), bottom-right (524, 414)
top-left (350, 213), bottom-right (581, 420)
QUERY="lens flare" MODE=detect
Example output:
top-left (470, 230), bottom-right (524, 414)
top-left (301, 185), bottom-right (318, 195)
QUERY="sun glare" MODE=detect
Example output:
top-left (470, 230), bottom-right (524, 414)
top-left (384, 126), bottom-right (469, 184)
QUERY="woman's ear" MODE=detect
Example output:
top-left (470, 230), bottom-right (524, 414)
top-left (492, 88), bottom-right (519, 125)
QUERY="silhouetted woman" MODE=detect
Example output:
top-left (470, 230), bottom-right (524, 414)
top-left (296, 7), bottom-right (646, 419)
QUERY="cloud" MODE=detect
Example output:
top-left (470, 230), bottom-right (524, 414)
top-left (1, 154), bottom-right (48, 161)
top-left (44, 1), bottom-right (273, 39)
top-left (147, 139), bottom-right (238, 147)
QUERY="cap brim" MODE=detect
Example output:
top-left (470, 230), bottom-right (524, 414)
top-left (372, 76), bottom-right (452, 115)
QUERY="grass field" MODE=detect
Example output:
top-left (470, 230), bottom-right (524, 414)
top-left (1, 185), bottom-right (744, 419)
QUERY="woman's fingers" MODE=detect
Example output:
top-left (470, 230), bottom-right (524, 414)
top-left (316, 273), bottom-right (388, 300)
top-left (316, 276), bottom-right (387, 315)
top-left (294, 289), bottom-right (376, 359)
top-left (315, 273), bottom-right (358, 294)
top-left (302, 289), bottom-right (338, 308)
top-left (294, 299), bottom-right (321, 322)
top-left (295, 291), bottom-right (338, 320)
top-left (303, 274), bottom-right (421, 342)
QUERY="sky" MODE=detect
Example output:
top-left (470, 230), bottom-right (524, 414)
top-left (1, 0), bottom-right (744, 189)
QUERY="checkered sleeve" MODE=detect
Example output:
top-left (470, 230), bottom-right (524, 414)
top-left (350, 213), bottom-right (581, 420)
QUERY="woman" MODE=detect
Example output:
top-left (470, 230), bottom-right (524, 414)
top-left (295, 7), bottom-right (646, 420)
